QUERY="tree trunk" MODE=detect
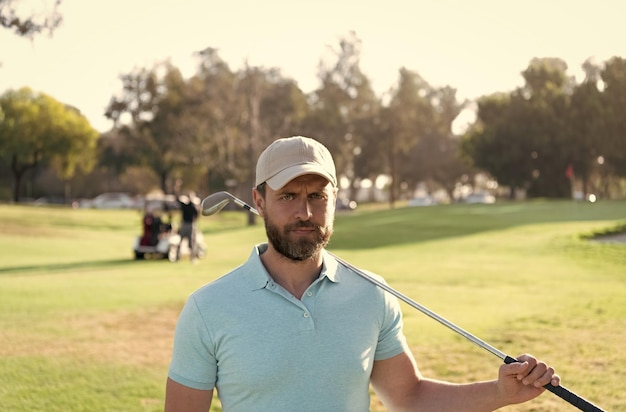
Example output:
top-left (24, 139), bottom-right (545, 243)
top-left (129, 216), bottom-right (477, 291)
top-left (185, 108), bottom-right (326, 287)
top-left (160, 171), bottom-right (168, 194)
top-left (388, 136), bottom-right (397, 208)
top-left (247, 72), bottom-right (261, 226)
top-left (12, 171), bottom-right (23, 203)
top-left (10, 153), bottom-right (38, 203)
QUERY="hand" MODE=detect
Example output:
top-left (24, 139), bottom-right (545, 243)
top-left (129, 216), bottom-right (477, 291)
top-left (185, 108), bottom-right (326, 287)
top-left (497, 354), bottom-right (560, 405)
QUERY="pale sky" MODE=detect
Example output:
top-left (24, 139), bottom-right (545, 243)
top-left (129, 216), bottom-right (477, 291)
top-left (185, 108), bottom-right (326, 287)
top-left (2, 0), bottom-right (625, 132)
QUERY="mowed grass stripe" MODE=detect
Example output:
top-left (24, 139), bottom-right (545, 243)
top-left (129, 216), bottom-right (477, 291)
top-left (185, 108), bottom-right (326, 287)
top-left (0, 200), bottom-right (624, 411)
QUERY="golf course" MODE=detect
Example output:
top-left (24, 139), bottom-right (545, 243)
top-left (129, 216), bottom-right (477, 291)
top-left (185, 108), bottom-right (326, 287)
top-left (1, 199), bottom-right (624, 411)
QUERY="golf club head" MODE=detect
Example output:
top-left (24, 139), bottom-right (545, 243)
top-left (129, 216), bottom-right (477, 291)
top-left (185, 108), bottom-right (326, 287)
top-left (201, 191), bottom-right (233, 216)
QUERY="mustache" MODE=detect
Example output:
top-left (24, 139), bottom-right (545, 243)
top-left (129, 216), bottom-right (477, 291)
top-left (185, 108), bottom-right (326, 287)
top-left (285, 221), bottom-right (319, 231)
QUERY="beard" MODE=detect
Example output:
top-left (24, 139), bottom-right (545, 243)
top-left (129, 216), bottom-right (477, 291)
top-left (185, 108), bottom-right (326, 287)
top-left (265, 216), bottom-right (333, 261)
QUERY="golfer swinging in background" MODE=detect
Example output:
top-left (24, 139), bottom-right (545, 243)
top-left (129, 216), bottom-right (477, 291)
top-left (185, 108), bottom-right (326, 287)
top-left (165, 136), bottom-right (560, 411)
top-left (176, 191), bottom-right (200, 262)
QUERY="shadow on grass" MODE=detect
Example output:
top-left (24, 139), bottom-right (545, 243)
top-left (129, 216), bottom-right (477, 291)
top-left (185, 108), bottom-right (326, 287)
top-left (0, 258), bottom-right (142, 276)
top-left (330, 200), bottom-right (626, 250)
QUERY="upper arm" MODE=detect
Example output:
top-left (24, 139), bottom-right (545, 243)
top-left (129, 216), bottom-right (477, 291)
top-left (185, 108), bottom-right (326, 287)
top-left (164, 378), bottom-right (213, 412)
top-left (370, 350), bottom-right (423, 410)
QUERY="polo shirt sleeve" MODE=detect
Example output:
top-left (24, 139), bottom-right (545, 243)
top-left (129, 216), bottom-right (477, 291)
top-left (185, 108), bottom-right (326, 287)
top-left (374, 289), bottom-right (408, 360)
top-left (167, 294), bottom-right (217, 390)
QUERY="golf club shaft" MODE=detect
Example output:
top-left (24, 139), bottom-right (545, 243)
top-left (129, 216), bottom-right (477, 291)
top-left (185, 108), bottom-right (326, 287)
top-left (201, 191), bottom-right (605, 412)
top-left (336, 258), bottom-right (604, 412)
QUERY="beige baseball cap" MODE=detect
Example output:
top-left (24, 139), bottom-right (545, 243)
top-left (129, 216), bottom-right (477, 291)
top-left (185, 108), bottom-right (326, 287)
top-left (255, 136), bottom-right (337, 190)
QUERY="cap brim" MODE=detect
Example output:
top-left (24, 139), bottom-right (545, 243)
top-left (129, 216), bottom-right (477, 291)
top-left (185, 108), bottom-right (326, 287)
top-left (265, 164), bottom-right (336, 190)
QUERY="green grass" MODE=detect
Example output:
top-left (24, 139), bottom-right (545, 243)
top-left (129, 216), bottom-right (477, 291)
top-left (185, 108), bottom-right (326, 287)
top-left (1, 200), bottom-right (624, 411)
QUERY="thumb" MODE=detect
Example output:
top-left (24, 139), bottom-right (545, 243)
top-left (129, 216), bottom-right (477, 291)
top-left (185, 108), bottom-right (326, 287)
top-left (502, 359), bottom-right (530, 379)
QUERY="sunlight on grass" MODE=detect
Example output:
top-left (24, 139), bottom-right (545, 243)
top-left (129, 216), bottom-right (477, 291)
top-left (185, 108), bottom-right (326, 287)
top-left (1, 201), bottom-right (624, 411)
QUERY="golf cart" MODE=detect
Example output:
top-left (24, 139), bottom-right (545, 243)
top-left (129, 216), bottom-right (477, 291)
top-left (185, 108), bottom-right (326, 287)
top-left (132, 194), bottom-right (206, 261)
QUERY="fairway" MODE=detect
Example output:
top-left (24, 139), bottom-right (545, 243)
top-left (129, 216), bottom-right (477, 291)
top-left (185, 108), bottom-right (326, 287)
top-left (1, 200), bottom-right (624, 411)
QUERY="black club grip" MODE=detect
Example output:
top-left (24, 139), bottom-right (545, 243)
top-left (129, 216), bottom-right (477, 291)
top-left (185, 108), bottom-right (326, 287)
top-left (503, 356), bottom-right (605, 412)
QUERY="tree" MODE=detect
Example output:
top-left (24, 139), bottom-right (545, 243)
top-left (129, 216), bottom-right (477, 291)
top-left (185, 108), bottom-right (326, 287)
top-left (464, 90), bottom-right (545, 199)
top-left (306, 31), bottom-right (381, 200)
top-left (385, 68), bottom-right (435, 204)
top-left (191, 49), bottom-right (308, 202)
top-left (242, 63), bottom-right (310, 178)
top-left (234, 63), bottom-right (310, 225)
top-left (0, 87), bottom-right (99, 202)
top-left (463, 58), bottom-right (574, 198)
top-left (105, 63), bottom-right (195, 193)
top-left (520, 58), bottom-right (573, 197)
top-left (600, 57), bottom-right (626, 177)
top-left (384, 69), bottom-right (469, 203)
top-left (0, 0), bottom-right (62, 37)
top-left (415, 86), bottom-right (471, 199)
top-left (191, 47), bottom-right (244, 194)
top-left (150, 64), bottom-right (209, 192)
top-left (567, 58), bottom-right (606, 197)
top-left (103, 49), bottom-right (309, 207)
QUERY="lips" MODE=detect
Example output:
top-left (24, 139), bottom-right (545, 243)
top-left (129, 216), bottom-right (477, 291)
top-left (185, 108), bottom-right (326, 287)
top-left (291, 227), bottom-right (315, 235)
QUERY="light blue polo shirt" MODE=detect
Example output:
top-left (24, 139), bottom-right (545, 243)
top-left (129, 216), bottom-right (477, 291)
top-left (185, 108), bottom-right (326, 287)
top-left (168, 243), bottom-right (408, 411)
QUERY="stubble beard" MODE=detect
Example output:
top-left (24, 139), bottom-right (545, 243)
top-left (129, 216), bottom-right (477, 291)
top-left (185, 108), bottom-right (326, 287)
top-left (265, 216), bottom-right (333, 262)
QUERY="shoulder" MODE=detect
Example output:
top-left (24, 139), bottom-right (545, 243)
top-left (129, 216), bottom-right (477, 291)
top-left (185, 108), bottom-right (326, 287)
top-left (331, 256), bottom-right (404, 316)
top-left (188, 245), bottom-right (269, 308)
top-left (327, 253), bottom-right (389, 296)
top-left (190, 264), bottom-right (248, 304)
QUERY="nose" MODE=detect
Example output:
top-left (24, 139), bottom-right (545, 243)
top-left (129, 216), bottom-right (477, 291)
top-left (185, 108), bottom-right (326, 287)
top-left (294, 198), bottom-right (312, 221)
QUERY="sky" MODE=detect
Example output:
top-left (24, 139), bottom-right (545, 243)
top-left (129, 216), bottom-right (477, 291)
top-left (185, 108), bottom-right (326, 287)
top-left (2, 0), bottom-right (626, 133)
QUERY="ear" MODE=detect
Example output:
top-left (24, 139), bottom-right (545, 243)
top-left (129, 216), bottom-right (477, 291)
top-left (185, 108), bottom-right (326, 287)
top-left (252, 189), bottom-right (266, 217)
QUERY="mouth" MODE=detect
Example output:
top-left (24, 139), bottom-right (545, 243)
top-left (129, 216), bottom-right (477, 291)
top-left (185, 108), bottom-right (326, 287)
top-left (291, 227), bottom-right (315, 235)
top-left (288, 223), bottom-right (317, 236)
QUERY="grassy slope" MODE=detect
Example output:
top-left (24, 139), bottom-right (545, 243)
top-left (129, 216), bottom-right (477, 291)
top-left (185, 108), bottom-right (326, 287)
top-left (0, 201), bottom-right (624, 411)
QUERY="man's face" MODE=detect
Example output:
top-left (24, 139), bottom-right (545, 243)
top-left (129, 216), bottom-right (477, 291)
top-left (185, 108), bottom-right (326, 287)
top-left (258, 174), bottom-right (336, 261)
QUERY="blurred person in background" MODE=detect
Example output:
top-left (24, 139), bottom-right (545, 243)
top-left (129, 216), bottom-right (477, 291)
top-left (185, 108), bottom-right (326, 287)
top-left (176, 191), bottom-right (200, 262)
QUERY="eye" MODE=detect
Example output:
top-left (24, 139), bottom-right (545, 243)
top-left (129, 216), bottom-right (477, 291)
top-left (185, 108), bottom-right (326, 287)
top-left (310, 193), bottom-right (325, 200)
top-left (280, 193), bottom-right (294, 201)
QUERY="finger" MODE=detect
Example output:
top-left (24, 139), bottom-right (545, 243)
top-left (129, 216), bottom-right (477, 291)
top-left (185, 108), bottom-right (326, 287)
top-left (510, 354), bottom-right (560, 387)
top-left (513, 354), bottom-right (541, 380)
top-left (515, 357), bottom-right (538, 381)
top-left (501, 356), bottom-right (530, 377)
top-left (534, 365), bottom-right (557, 387)
top-left (515, 353), bottom-right (538, 368)
top-left (525, 362), bottom-right (555, 387)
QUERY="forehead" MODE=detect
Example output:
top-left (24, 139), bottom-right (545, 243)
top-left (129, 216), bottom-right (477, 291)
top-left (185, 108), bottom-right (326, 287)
top-left (281, 174), bottom-right (333, 190)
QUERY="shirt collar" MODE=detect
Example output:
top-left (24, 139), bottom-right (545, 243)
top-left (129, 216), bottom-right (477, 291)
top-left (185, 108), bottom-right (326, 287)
top-left (320, 248), bottom-right (340, 283)
top-left (244, 243), bottom-right (340, 291)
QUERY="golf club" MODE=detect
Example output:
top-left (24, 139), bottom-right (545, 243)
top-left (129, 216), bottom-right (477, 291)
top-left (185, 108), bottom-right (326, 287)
top-left (201, 190), bottom-right (605, 412)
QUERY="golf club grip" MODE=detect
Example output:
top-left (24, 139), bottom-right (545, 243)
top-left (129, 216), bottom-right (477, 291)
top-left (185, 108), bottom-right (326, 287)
top-left (503, 356), bottom-right (605, 411)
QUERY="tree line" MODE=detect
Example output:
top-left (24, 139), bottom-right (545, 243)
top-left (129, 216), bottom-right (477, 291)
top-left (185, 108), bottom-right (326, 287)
top-left (464, 57), bottom-right (626, 200)
top-left (2, 31), bottom-right (626, 205)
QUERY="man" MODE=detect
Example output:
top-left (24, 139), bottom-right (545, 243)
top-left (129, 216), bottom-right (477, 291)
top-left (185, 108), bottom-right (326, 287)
top-left (165, 136), bottom-right (559, 411)
top-left (176, 192), bottom-right (199, 261)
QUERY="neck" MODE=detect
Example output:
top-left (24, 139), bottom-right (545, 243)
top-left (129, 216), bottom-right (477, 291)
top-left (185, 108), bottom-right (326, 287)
top-left (260, 244), bottom-right (323, 299)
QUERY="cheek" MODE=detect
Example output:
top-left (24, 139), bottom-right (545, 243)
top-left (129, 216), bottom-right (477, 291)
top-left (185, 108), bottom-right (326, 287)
top-left (264, 204), bottom-right (291, 224)
top-left (319, 204), bottom-right (335, 223)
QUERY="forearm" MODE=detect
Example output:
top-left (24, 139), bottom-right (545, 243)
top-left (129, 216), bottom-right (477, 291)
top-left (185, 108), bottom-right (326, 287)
top-left (372, 351), bottom-right (554, 411)
top-left (401, 378), bottom-right (507, 412)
